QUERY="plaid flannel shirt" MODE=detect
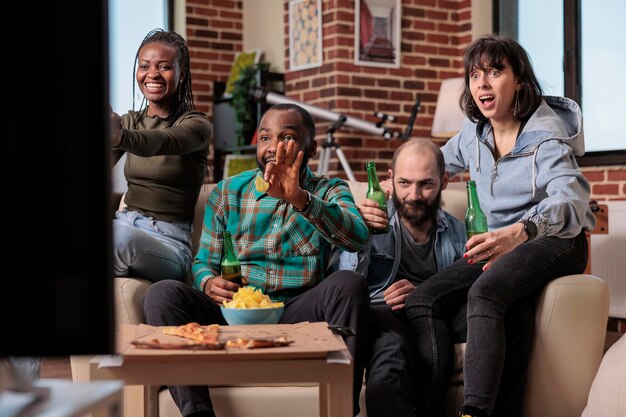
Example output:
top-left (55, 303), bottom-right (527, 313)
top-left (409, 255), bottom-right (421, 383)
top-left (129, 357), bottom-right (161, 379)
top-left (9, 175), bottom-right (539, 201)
top-left (192, 167), bottom-right (368, 301)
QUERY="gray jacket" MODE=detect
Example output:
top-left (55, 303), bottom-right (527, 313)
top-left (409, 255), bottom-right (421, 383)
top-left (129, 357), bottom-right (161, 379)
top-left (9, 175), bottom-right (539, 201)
top-left (327, 199), bottom-right (467, 299)
top-left (443, 96), bottom-right (595, 239)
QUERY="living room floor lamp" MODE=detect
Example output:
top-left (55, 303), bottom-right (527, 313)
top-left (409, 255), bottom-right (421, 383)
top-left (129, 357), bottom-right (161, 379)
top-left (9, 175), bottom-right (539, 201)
top-left (431, 77), bottom-right (466, 139)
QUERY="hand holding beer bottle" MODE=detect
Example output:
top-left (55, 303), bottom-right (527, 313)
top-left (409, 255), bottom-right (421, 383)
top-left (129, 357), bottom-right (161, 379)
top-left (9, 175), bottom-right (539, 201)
top-left (365, 161), bottom-right (390, 234)
top-left (221, 231), bottom-right (247, 286)
top-left (465, 180), bottom-right (488, 237)
top-left (465, 180), bottom-right (488, 264)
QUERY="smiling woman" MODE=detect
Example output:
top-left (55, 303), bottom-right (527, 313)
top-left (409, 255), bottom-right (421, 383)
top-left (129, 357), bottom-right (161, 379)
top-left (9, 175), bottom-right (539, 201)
top-left (108, 29), bottom-right (212, 284)
top-left (109, 0), bottom-right (171, 194)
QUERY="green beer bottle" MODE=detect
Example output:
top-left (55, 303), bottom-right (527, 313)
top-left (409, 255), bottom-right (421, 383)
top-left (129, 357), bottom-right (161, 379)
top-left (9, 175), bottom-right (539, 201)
top-left (221, 231), bottom-right (246, 286)
top-left (365, 161), bottom-right (390, 234)
top-left (465, 180), bottom-right (488, 238)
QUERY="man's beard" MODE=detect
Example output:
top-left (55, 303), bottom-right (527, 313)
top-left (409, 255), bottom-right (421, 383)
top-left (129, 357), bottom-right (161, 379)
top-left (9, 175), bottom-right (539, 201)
top-left (392, 189), bottom-right (442, 226)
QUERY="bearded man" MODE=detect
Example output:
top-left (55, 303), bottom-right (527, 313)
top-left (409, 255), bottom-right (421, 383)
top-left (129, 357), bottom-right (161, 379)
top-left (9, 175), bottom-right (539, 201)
top-left (328, 138), bottom-right (467, 417)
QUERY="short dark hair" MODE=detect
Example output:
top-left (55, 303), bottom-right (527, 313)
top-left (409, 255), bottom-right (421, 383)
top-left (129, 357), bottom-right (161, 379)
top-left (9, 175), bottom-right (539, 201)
top-left (460, 34), bottom-right (543, 123)
top-left (266, 103), bottom-right (316, 143)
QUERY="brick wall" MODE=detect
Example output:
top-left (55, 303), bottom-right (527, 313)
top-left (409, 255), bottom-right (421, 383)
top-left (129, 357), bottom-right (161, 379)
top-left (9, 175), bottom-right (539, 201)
top-left (281, 0), bottom-right (473, 182)
top-left (183, 0), bottom-right (626, 203)
top-left (185, 0), bottom-right (243, 116)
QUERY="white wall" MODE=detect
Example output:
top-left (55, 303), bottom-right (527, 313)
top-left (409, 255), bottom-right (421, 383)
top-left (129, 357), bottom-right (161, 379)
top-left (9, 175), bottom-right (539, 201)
top-left (243, 0), bottom-right (285, 72)
top-left (472, 1), bottom-right (493, 39)
top-left (174, 0), bottom-right (186, 35)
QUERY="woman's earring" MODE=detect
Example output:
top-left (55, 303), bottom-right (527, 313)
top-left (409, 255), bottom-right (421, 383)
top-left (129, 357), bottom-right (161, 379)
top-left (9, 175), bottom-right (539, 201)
top-left (513, 90), bottom-right (520, 118)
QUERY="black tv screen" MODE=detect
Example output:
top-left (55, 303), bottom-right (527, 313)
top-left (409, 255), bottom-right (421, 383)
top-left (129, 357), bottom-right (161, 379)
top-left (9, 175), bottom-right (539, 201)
top-left (0, 1), bottom-right (115, 356)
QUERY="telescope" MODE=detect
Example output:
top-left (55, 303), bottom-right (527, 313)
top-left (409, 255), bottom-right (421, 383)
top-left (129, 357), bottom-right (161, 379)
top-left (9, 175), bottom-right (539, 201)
top-left (249, 87), bottom-right (395, 139)
top-left (249, 87), bottom-right (420, 181)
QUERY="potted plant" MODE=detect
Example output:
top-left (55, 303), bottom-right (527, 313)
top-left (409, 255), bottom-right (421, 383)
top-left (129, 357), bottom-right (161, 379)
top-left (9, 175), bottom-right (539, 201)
top-left (230, 61), bottom-right (270, 147)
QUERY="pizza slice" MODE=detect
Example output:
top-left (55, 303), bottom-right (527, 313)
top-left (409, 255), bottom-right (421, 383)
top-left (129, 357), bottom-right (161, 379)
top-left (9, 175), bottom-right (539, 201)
top-left (225, 336), bottom-right (294, 349)
top-left (131, 338), bottom-right (224, 350)
top-left (162, 322), bottom-right (222, 345)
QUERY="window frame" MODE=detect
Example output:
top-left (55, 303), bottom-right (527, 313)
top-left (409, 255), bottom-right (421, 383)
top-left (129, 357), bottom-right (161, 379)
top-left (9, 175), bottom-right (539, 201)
top-left (493, 0), bottom-right (626, 166)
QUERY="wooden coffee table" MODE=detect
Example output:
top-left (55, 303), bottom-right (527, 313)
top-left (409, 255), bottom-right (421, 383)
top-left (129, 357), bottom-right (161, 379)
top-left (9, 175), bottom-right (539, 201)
top-left (87, 322), bottom-right (353, 417)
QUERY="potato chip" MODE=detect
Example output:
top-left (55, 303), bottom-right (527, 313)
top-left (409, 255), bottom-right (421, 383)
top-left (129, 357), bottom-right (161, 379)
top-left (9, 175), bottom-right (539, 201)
top-left (255, 175), bottom-right (270, 192)
top-left (223, 286), bottom-right (284, 309)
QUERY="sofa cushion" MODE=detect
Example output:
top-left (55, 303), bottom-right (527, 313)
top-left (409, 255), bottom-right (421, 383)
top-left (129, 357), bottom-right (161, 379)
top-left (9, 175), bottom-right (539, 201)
top-left (115, 277), bottom-right (151, 326)
top-left (581, 333), bottom-right (626, 417)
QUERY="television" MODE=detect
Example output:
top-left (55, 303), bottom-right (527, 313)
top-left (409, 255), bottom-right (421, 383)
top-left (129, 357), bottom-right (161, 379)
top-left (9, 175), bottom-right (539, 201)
top-left (0, 0), bottom-right (115, 358)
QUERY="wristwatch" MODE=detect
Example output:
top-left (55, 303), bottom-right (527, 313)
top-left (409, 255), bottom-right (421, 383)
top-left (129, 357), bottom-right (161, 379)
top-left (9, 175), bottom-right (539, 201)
top-left (523, 219), bottom-right (538, 241)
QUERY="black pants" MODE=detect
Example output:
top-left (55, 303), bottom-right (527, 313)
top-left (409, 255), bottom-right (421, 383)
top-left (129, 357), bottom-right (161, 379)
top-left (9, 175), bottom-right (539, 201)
top-left (363, 304), bottom-right (448, 417)
top-left (406, 231), bottom-right (588, 417)
top-left (144, 270), bottom-right (369, 417)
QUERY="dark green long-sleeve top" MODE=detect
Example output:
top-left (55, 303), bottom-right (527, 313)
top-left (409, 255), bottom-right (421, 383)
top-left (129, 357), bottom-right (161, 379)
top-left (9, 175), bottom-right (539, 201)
top-left (112, 109), bottom-right (212, 223)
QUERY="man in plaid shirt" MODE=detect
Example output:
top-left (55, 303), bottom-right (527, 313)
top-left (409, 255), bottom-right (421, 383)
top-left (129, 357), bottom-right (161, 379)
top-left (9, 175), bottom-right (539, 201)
top-left (145, 103), bottom-right (370, 417)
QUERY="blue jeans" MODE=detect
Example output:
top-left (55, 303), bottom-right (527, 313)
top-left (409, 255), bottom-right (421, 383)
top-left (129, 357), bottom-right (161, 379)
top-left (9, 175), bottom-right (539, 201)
top-left (112, 210), bottom-right (193, 282)
top-left (8, 357), bottom-right (42, 380)
top-left (405, 231), bottom-right (588, 417)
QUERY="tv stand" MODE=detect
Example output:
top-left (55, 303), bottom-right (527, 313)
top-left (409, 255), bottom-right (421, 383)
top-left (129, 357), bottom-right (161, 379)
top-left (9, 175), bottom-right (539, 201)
top-left (0, 360), bottom-right (122, 417)
top-left (0, 359), bottom-right (49, 407)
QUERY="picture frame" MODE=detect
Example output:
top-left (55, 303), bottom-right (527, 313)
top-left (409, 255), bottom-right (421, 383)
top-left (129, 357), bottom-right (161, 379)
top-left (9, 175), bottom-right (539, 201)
top-left (289, 0), bottom-right (323, 71)
top-left (223, 154), bottom-right (258, 180)
top-left (354, 0), bottom-right (401, 68)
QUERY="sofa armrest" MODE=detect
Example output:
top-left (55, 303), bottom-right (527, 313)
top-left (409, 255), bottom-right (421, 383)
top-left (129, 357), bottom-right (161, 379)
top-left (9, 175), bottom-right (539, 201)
top-left (523, 274), bottom-right (609, 417)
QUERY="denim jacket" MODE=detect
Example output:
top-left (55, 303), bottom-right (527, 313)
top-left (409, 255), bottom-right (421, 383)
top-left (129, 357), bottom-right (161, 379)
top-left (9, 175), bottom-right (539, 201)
top-left (327, 199), bottom-right (467, 299)
top-left (443, 96), bottom-right (596, 239)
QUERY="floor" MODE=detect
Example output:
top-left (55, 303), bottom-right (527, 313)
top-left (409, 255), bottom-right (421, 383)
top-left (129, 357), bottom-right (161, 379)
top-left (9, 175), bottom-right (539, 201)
top-left (40, 356), bottom-right (72, 379)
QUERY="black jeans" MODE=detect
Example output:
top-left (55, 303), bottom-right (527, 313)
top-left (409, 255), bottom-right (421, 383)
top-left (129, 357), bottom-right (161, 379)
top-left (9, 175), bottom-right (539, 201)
top-left (143, 270), bottom-right (369, 417)
top-left (364, 305), bottom-right (415, 417)
top-left (405, 231), bottom-right (588, 417)
top-left (363, 304), bottom-right (465, 417)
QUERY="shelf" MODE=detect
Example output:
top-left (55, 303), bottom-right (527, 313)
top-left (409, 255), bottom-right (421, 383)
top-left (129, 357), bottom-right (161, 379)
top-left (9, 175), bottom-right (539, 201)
top-left (212, 70), bottom-right (284, 181)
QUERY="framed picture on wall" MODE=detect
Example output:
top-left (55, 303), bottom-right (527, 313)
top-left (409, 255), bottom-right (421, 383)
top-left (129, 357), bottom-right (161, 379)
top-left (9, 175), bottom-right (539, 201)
top-left (355, 0), bottom-right (401, 68)
top-left (223, 154), bottom-right (257, 180)
top-left (289, 0), bottom-right (323, 71)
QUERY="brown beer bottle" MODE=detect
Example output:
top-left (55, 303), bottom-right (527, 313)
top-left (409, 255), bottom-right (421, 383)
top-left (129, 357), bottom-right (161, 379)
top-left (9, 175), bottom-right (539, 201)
top-left (365, 161), bottom-right (390, 234)
top-left (221, 231), bottom-right (246, 286)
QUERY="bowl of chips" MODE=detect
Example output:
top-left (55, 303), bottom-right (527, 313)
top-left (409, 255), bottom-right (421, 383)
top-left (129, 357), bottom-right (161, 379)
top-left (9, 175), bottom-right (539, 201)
top-left (221, 286), bottom-right (284, 325)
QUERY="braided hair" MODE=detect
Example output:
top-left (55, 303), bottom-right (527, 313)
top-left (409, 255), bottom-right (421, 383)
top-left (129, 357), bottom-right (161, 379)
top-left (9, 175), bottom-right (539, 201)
top-left (132, 28), bottom-right (195, 127)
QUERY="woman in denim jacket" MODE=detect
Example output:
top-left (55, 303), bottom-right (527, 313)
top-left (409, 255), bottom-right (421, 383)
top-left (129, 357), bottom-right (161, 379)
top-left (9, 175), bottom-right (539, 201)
top-left (405, 34), bottom-right (596, 417)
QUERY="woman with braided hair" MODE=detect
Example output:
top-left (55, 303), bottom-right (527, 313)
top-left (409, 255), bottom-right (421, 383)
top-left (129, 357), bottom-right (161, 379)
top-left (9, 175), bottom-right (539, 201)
top-left (110, 28), bottom-right (212, 282)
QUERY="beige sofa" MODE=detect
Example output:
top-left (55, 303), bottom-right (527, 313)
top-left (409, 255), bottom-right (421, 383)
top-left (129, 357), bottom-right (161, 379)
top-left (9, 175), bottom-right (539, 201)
top-left (72, 180), bottom-right (610, 417)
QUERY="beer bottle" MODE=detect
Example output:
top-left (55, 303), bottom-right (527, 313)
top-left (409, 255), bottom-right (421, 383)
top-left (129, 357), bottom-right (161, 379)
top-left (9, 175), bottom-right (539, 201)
top-left (365, 161), bottom-right (390, 234)
top-left (221, 231), bottom-right (245, 286)
top-left (465, 180), bottom-right (488, 238)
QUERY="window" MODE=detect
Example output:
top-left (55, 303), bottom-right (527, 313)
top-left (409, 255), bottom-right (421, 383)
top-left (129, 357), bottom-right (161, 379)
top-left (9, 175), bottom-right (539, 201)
top-left (495, 0), bottom-right (626, 165)
top-left (109, 0), bottom-right (171, 192)
top-left (109, 0), bottom-right (171, 114)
